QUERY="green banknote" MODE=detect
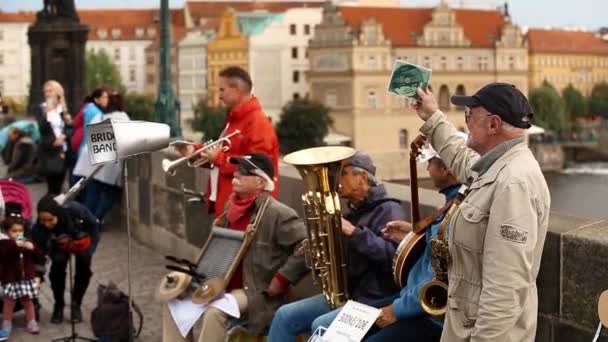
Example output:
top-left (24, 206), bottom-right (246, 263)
top-left (387, 61), bottom-right (432, 99)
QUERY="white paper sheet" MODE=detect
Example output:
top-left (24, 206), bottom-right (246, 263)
top-left (168, 293), bottom-right (241, 338)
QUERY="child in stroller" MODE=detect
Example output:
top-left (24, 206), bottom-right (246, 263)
top-left (0, 179), bottom-right (41, 322)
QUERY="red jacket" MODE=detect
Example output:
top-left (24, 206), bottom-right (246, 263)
top-left (70, 103), bottom-right (88, 152)
top-left (198, 97), bottom-right (279, 218)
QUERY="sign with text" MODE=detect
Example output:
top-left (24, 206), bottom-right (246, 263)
top-left (322, 300), bottom-right (380, 342)
top-left (87, 120), bottom-right (117, 164)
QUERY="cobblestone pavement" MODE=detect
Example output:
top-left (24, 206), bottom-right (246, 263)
top-left (10, 181), bottom-right (166, 342)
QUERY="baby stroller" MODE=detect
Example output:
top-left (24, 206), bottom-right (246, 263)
top-left (0, 179), bottom-right (40, 320)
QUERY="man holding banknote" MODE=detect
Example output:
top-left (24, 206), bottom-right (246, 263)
top-left (410, 83), bottom-right (550, 342)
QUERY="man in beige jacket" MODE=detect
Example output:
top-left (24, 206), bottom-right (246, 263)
top-left (412, 83), bottom-right (550, 341)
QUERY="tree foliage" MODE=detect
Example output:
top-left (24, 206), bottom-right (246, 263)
top-left (276, 98), bottom-right (333, 154)
top-left (190, 99), bottom-right (227, 141)
top-left (589, 82), bottom-right (608, 117)
top-left (86, 50), bottom-right (125, 94)
top-left (528, 81), bottom-right (565, 131)
top-left (561, 84), bottom-right (587, 125)
top-left (124, 93), bottom-right (155, 121)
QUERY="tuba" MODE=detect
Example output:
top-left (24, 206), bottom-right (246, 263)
top-left (284, 146), bottom-right (356, 309)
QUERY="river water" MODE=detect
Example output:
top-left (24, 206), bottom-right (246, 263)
top-left (545, 162), bottom-right (608, 220)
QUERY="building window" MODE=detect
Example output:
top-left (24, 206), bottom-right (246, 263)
top-left (368, 56), bottom-right (377, 69)
top-left (146, 55), bottom-right (154, 65)
top-left (147, 73), bottom-right (154, 84)
top-left (147, 28), bottom-right (157, 38)
top-left (304, 24), bottom-right (311, 35)
top-left (0, 79), bottom-right (4, 92)
top-left (325, 91), bottom-right (337, 107)
top-left (129, 47), bottom-right (136, 61)
top-left (0, 53), bottom-right (3, 65)
top-left (97, 29), bottom-right (107, 39)
top-left (129, 67), bottom-right (136, 82)
top-left (509, 56), bottom-right (515, 70)
top-left (135, 28), bottom-right (144, 38)
top-left (438, 85), bottom-right (450, 111)
top-left (455, 84), bottom-right (466, 110)
top-left (293, 93), bottom-right (300, 100)
top-left (290, 24), bottom-right (296, 35)
top-left (305, 48), bottom-right (309, 59)
top-left (291, 47), bottom-right (298, 59)
top-left (424, 56), bottom-right (430, 69)
top-left (0, 30), bottom-right (3, 41)
top-left (441, 56), bottom-right (447, 70)
top-left (368, 91), bottom-right (377, 109)
top-left (111, 28), bottom-right (121, 39)
top-left (399, 129), bottom-right (408, 149)
top-left (114, 48), bottom-right (120, 61)
top-left (457, 56), bottom-right (463, 70)
top-left (293, 71), bottom-right (300, 83)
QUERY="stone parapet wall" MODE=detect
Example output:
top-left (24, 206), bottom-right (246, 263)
top-left (116, 150), bottom-right (608, 341)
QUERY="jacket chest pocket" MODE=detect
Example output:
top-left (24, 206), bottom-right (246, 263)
top-left (453, 202), bottom-right (488, 253)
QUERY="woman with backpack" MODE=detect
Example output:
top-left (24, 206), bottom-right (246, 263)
top-left (31, 195), bottom-right (100, 324)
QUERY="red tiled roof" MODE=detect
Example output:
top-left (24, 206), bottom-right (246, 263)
top-left (339, 6), bottom-right (505, 48)
top-left (527, 29), bottom-right (608, 54)
top-left (0, 11), bottom-right (36, 23)
top-left (79, 8), bottom-right (186, 42)
top-left (186, 1), bottom-right (324, 23)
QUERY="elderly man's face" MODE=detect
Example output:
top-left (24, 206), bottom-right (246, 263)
top-left (465, 106), bottom-right (495, 153)
top-left (339, 166), bottom-right (368, 201)
top-left (232, 169), bottom-right (264, 197)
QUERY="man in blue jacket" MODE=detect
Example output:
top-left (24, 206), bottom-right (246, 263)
top-left (267, 151), bottom-right (406, 342)
top-left (368, 142), bottom-right (463, 342)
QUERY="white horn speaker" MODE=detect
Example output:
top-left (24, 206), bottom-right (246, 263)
top-left (86, 118), bottom-right (170, 165)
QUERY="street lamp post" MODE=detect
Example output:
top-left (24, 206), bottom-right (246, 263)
top-left (154, 0), bottom-right (182, 137)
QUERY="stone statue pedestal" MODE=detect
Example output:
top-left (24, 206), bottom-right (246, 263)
top-left (27, 14), bottom-right (88, 115)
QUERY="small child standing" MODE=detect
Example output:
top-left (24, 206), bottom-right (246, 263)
top-left (0, 216), bottom-right (42, 340)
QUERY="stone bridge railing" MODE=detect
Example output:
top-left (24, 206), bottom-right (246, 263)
top-left (113, 150), bottom-right (608, 342)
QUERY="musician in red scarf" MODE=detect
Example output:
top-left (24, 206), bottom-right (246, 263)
top-left (162, 153), bottom-right (308, 342)
top-left (175, 66), bottom-right (280, 218)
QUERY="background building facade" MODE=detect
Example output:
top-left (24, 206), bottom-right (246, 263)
top-left (527, 28), bottom-right (608, 96)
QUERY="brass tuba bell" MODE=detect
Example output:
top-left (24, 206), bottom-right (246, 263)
top-left (284, 146), bottom-right (356, 309)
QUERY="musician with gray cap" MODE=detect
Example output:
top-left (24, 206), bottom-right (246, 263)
top-left (161, 152), bottom-right (308, 342)
top-left (411, 83), bottom-right (550, 342)
top-left (268, 151), bottom-right (406, 342)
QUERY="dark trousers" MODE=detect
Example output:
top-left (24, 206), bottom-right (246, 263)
top-left (49, 251), bottom-right (93, 308)
top-left (83, 180), bottom-right (121, 222)
top-left (365, 316), bottom-right (442, 342)
top-left (46, 172), bottom-right (65, 195)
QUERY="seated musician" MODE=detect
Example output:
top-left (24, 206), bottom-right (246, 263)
top-left (162, 152), bottom-right (308, 342)
top-left (367, 141), bottom-right (463, 342)
top-left (268, 151), bottom-right (407, 342)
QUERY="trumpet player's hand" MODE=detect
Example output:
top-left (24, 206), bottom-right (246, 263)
top-left (381, 220), bottom-right (413, 243)
top-left (376, 305), bottom-right (398, 328)
top-left (295, 239), bottom-right (308, 257)
top-left (175, 143), bottom-right (195, 157)
top-left (201, 144), bottom-right (222, 163)
top-left (340, 218), bottom-right (357, 237)
top-left (411, 88), bottom-right (438, 121)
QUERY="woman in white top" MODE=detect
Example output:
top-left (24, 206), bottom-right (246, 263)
top-left (35, 80), bottom-right (72, 195)
top-left (73, 92), bottom-right (129, 223)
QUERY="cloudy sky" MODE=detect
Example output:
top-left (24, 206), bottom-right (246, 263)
top-left (1, 0), bottom-right (606, 30)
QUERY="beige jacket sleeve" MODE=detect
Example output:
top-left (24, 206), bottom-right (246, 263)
top-left (419, 110), bottom-right (480, 183)
top-left (471, 181), bottom-right (539, 341)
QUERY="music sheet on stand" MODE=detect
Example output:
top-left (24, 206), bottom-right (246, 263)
top-left (168, 293), bottom-right (240, 337)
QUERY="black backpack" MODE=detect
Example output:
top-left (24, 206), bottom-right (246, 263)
top-left (91, 282), bottom-right (143, 342)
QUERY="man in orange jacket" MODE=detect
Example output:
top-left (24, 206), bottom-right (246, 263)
top-left (177, 66), bottom-right (280, 218)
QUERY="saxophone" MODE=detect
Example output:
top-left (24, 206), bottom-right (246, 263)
top-left (284, 146), bottom-right (356, 309)
top-left (419, 184), bottom-right (468, 318)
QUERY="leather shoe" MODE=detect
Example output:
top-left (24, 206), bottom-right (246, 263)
top-left (71, 305), bottom-right (83, 323)
top-left (51, 305), bottom-right (63, 324)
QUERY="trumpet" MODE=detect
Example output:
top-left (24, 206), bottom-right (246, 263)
top-left (162, 130), bottom-right (241, 176)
